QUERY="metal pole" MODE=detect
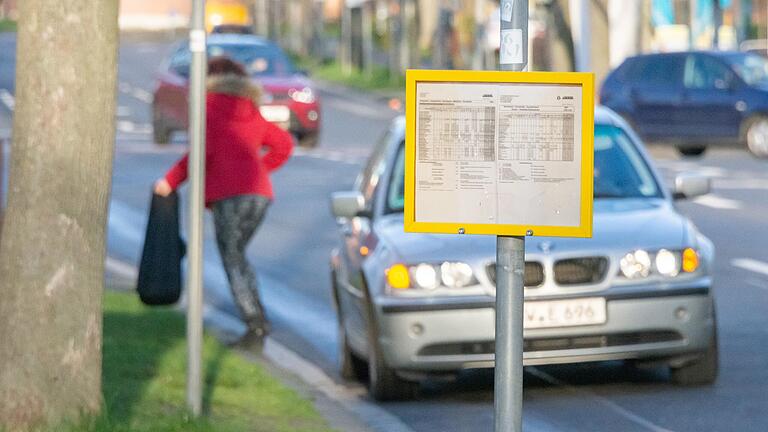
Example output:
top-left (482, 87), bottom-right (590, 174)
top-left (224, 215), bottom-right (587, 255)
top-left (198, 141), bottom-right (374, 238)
top-left (362, 1), bottom-right (374, 78)
top-left (187, 0), bottom-right (207, 417)
top-left (497, 2), bottom-right (527, 431)
top-left (569, 0), bottom-right (591, 72)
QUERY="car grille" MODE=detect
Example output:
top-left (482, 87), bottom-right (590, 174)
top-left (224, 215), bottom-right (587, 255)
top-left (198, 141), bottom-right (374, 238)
top-left (417, 331), bottom-right (683, 357)
top-left (553, 257), bottom-right (609, 285)
top-left (487, 262), bottom-right (544, 287)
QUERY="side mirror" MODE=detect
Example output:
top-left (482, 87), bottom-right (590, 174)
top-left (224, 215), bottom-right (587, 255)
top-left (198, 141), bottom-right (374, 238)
top-left (331, 191), bottom-right (366, 218)
top-left (673, 173), bottom-right (711, 200)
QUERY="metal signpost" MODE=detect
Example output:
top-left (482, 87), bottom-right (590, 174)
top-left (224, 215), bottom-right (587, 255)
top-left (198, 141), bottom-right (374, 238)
top-left (187, 0), bottom-right (207, 417)
top-left (404, 3), bottom-right (593, 431)
top-left (497, 2), bottom-right (527, 431)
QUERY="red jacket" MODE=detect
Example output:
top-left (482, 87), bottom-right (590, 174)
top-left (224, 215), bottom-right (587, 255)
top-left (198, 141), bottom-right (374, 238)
top-left (165, 89), bottom-right (293, 205)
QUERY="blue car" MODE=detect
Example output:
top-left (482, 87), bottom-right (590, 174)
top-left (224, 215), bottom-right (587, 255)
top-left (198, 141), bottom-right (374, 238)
top-left (601, 51), bottom-right (768, 158)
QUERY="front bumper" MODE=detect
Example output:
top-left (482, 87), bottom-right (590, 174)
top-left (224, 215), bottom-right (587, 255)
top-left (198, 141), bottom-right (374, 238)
top-left (375, 285), bottom-right (715, 371)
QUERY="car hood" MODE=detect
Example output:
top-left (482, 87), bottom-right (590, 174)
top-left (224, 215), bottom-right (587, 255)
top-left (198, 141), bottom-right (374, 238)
top-left (254, 75), bottom-right (313, 93)
top-left (375, 199), bottom-right (689, 264)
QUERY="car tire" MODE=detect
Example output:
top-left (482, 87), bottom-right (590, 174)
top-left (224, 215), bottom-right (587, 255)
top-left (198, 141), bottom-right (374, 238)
top-left (676, 145), bottom-right (707, 157)
top-left (298, 131), bottom-right (319, 148)
top-left (362, 284), bottom-right (418, 401)
top-left (745, 116), bottom-right (768, 158)
top-left (332, 272), bottom-right (368, 382)
top-left (152, 108), bottom-right (172, 145)
top-left (670, 320), bottom-right (719, 386)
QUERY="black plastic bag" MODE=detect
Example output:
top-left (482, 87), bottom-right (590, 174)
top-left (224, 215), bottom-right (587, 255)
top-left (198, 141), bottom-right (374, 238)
top-left (136, 191), bottom-right (186, 305)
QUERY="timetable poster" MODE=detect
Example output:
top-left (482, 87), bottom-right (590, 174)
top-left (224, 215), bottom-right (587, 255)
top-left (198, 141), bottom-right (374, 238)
top-left (414, 81), bottom-right (583, 227)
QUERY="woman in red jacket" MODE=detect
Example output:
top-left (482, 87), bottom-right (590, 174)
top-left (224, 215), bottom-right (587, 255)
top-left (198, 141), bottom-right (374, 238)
top-left (155, 57), bottom-right (293, 347)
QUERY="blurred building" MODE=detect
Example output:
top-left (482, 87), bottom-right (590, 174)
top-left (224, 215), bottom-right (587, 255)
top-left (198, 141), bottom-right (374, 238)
top-left (119, 0), bottom-right (190, 30)
top-left (0, 0), bottom-right (17, 20)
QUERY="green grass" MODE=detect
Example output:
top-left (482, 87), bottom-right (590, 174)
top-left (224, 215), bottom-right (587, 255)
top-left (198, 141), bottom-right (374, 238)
top-left (0, 19), bottom-right (16, 32)
top-left (296, 56), bottom-right (404, 92)
top-left (60, 291), bottom-right (334, 432)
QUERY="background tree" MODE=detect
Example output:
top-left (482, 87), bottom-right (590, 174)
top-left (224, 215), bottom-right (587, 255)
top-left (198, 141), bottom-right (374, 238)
top-left (0, 0), bottom-right (119, 429)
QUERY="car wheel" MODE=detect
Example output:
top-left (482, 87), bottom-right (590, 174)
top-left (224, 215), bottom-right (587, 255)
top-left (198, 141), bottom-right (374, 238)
top-left (676, 145), bottom-right (707, 157)
top-left (670, 320), bottom-right (719, 386)
top-left (298, 131), bottom-right (319, 148)
top-left (152, 108), bottom-right (172, 145)
top-left (745, 116), bottom-right (768, 158)
top-left (333, 272), bottom-right (368, 382)
top-left (363, 285), bottom-right (418, 401)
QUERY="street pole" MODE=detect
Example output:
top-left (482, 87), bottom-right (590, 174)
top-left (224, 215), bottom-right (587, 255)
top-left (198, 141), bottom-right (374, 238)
top-left (497, 2), bottom-right (527, 431)
top-left (187, 0), bottom-right (207, 417)
top-left (569, 0), bottom-right (591, 72)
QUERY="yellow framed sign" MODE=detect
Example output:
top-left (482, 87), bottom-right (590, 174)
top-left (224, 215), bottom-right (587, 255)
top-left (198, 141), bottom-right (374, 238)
top-left (404, 70), bottom-right (594, 238)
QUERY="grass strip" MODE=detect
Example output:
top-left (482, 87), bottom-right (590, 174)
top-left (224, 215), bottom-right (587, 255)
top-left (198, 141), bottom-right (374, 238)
top-left (60, 291), bottom-right (335, 432)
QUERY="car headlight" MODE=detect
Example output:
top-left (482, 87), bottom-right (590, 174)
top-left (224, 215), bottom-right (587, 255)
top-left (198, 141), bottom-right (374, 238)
top-left (385, 262), bottom-right (478, 293)
top-left (289, 87), bottom-right (315, 104)
top-left (619, 248), bottom-right (700, 280)
top-left (655, 249), bottom-right (679, 277)
top-left (620, 250), bottom-right (651, 279)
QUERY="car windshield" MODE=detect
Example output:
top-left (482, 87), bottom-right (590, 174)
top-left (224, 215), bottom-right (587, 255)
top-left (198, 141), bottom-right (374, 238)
top-left (385, 123), bottom-right (662, 213)
top-left (208, 43), bottom-right (296, 76)
top-left (723, 53), bottom-right (768, 86)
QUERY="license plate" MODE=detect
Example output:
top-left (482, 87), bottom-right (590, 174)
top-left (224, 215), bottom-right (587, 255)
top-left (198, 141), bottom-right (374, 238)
top-left (260, 105), bottom-right (290, 123)
top-left (524, 297), bottom-right (606, 329)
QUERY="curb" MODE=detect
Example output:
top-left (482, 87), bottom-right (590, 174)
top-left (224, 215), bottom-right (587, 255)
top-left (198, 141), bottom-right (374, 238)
top-left (104, 256), bottom-right (415, 432)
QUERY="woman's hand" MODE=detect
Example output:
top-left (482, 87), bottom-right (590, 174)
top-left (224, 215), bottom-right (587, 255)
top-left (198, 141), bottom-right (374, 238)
top-left (154, 178), bottom-right (172, 197)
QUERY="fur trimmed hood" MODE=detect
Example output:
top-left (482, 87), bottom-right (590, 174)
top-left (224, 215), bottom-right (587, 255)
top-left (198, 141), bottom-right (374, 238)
top-left (207, 74), bottom-right (262, 106)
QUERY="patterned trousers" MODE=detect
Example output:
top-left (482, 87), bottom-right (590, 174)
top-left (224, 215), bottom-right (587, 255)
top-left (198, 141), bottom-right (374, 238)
top-left (212, 194), bottom-right (271, 330)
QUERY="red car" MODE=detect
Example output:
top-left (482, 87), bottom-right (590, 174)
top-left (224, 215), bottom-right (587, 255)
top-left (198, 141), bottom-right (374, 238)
top-left (152, 34), bottom-right (321, 147)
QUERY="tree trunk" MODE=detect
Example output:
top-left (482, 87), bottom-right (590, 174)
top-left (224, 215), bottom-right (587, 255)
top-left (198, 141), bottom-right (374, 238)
top-left (0, 0), bottom-right (118, 429)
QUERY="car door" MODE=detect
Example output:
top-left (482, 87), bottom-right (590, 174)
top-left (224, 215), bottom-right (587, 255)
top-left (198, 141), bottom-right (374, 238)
top-left (626, 55), bottom-right (686, 140)
top-left (337, 132), bottom-right (390, 351)
top-left (680, 53), bottom-right (744, 140)
top-left (162, 47), bottom-right (192, 129)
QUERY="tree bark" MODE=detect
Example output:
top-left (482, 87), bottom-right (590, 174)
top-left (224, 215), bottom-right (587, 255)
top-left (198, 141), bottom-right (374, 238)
top-left (0, 0), bottom-right (118, 429)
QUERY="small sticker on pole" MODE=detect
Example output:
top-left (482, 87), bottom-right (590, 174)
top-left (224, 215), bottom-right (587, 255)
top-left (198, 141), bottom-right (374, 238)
top-left (189, 29), bottom-right (206, 53)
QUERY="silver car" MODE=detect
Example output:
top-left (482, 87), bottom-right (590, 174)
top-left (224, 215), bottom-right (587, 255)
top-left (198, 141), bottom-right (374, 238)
top-left (330, 107), bottom-right (718, 400)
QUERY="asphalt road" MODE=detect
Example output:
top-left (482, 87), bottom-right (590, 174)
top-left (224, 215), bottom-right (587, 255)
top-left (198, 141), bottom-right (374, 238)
top-left (1, 33), bottom-right (768, 431)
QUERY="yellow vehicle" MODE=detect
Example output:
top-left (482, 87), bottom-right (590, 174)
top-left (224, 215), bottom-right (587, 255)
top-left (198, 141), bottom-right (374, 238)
top-left (205, 0), bottom-right (251, 33)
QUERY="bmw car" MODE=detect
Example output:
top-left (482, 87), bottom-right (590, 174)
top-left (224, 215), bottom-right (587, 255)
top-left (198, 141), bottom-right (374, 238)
top-left (330, 107), bottom-right (718, 400)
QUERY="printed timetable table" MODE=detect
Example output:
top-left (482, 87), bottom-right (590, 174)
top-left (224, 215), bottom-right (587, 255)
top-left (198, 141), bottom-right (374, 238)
top-left (417, 104), bottom-right (496, 162)
top-left (498, 105), bottom-right (575, 162)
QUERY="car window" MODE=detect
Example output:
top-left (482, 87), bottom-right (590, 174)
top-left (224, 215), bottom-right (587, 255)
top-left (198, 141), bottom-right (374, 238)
top-left (723, 52), bottom-right (768, 86)
top-left (593, 125), bottom-right (662, 198)
top-left (208, 43), bottom-right (295, 76)
top-left (354, 130), bottom-right (392, 212)
top-left (630, 56), bottom-right (684, 87)
top-left (169, 46), bottom-right (191, 77)
top-left (384, 124), bottom-right (662, 213)
top-left (684, 55), bottom-right (733, 89)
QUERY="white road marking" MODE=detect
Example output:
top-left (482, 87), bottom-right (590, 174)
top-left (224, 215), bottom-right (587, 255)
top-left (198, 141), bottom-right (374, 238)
top-left (0, 88), bottom-right (15, 110)
top-left (105, 256), bottom-right (138, 281)
top-left (716, 179), bottom-right (768, 190)
top-left (326, 97), bottom-right (393, 120)
top-left (117, 120), bottom-right (152, 134)
top-left (528, 367), bottom-right (676, 432)
top-left (732, 258), bottom-right (768, 277)
top-left (693, 194), bottom-right (743, 210)
top-left (118, 81), bottom-right (153, 104)
top-left (131, 88), bottom-right (153, 104)
top-left (745, 278), bottom-right (768, 291)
